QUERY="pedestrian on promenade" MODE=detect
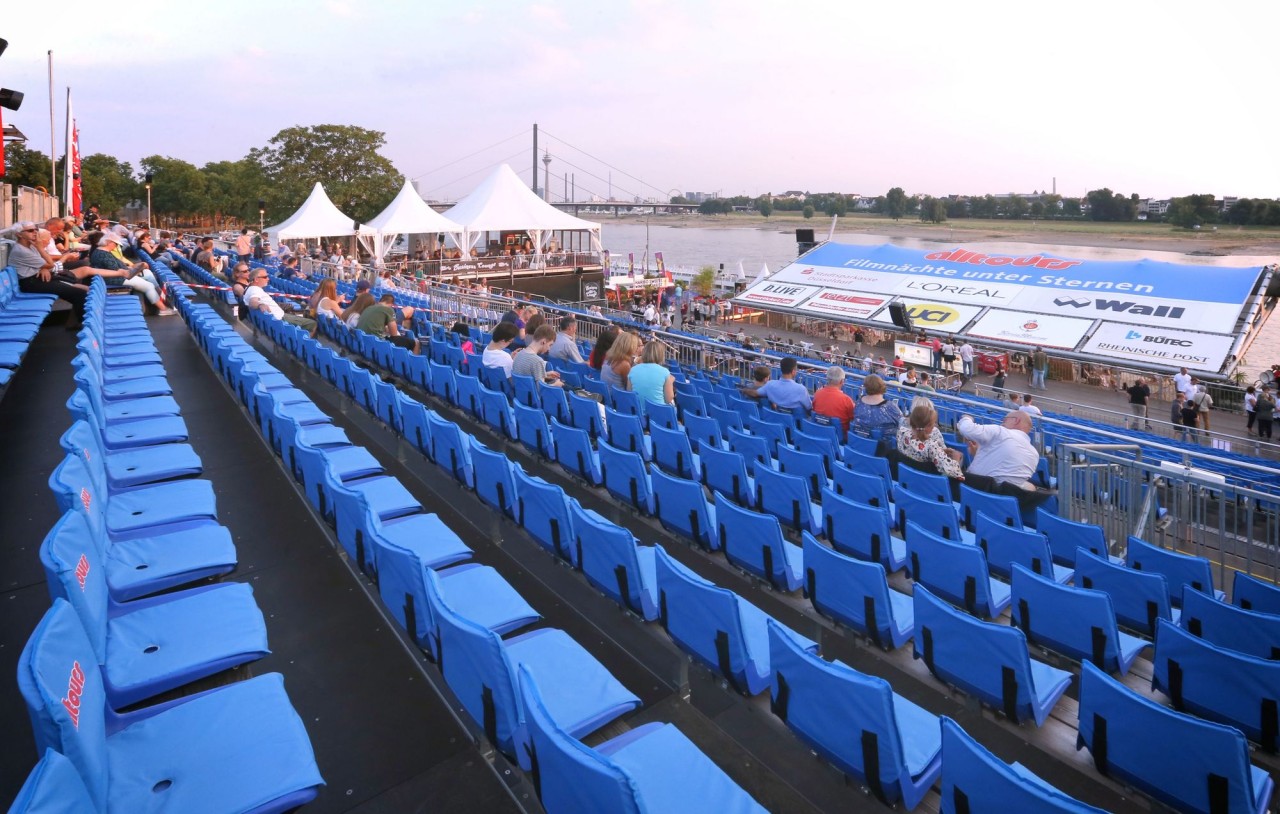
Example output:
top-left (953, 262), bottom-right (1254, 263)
top-left (1181, 394), bottom-right (1202, 441)
top-left (1245, 386), bottom-right (1258, 434)
top-left (1030, 346), bottom-right (1049, 390)
top-left (1124, 377), bottom-right (1152, 431)
top-left (1256, 391), bottom-right (1275, 440)
top-left (1192, 384), bottom-right (1214, 434)
top-left (992, 364), bottom-right (1007, 400)
top-left (1171, 393), bottom-right (1188, 441)
top-left (958, 340), bottom-right (974, 377)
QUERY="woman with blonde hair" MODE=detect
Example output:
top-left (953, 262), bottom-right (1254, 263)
top-left (312, 278), bottom-right (343, 320)
top-left (602, 330), bottom-right (641, 391)
top-left (896, 396), bottom-right (965, 479)
top-left (628, 340), bottom-right (675, 405)
top-left (341, 292), bottom-right (376, 328)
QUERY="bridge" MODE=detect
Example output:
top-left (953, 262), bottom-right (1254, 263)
top-left (428, 201), bottom-right (701, 216)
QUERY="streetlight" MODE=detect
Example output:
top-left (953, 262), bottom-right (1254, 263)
top-left (258, 199), bottom-right (265, 233)
top-left (144, 172), bottom-right (153, 230)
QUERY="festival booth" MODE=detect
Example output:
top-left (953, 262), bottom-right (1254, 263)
top-left (733, 242), bottom-right (1275, 378)
top-left (264, 182), bottom-right (362, 243)
top-left (359, 178), bottom-right (463, 263)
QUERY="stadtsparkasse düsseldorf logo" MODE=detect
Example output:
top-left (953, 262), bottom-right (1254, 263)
top-left (800, 268), bottom-right (815, 275)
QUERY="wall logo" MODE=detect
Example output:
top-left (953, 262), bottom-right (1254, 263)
top-left (925, 249), bottom-right (1083, 271)
top-left (1123, 330), bottom-right (1193, 347)
top-left (1052, 296), bottom-right (1186, 319)
top-left (1054, 296), bottom-right (1091, 308)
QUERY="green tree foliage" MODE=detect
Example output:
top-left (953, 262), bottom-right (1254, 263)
top-left (946, 197), bottom-right (969, 219)
top-left (1167, 194), bottom-right (1219, 229)
top-left (915, 196), bottom-right (947, 223)
top-left (139, 155), bottom-right (208, 220)
top-left (823, 194), bottom-right (848, 217)
top-left (1040, 193), bottom-right (1062, 216)
top-left (1085, 188), bottom-right (1139, 221)
top-left (802, 204), bottom-right (815, 219)
top-left (691, 265), bottom-right (717, 297)
top-left (697, 198), bottom-right (729, 215)
top-left (80, 153), bottom-right (138, 216)
top-left (249, 124), bottom-right (400, 223)
top-left (3, 142), bottom-right (56, 190)
top-left (1002, 194), bottom-right (1029, 219)
top-left (1062, 198), bottom-right (1083, 217)
top-left (884, 187), bottom-right (908, 220)
top-left (1226, 199), bottom-right (1280, 226)
top-left (755, 195), bottom-right (773, 217)
top-left (202, 159), bottom-right (270, 225)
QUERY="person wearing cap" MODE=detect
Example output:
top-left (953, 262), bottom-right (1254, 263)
top-left (8, 221), bottom-right (89, 324)
top-left (87, 231), bottom-right (177, 316)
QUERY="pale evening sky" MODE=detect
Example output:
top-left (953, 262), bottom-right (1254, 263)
top-left (4, 0), bottom-right (1277, 202)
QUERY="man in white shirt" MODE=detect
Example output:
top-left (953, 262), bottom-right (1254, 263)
top-left (958, 340), bottom-right (975, 376)
top-left (482, 321), bottom-right (520, 379)
top-left (243, 269), bottom-right (317, 333)
top-left (1019, 394), bottom-right (1043, 417)
top-left (549, 316), bottom-right (584, 363)
top-left (1173, 367), bottom-right (1194, 400)
top-left (957, 411), bottom-right (1040, 489)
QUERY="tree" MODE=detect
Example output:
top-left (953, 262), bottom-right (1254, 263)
top-left (691, 266), bottom-right (717, 297)
top-left (202, 158), bottom-right (269, 227)
top-left (669, 195), bottom-right (690, 204)
top-left (1030, 201), bottom-right (1046, 219)
top-left (80, 153), bottom-right (138, 217)
top-left (698, 198), bottom-right (727, 215)
top-left (1040, 193), bottom-right (1062, 217)
top-left (139, 155), bottom-right (208, 221)
top-left (755, 195), bottom-right (773, 217)
top-left (249, 124), bottom-right (401, 224)
top-left (946, 197), bottom-right (969, 219)
top-left (4, 142), bottom-right (54, 189)
top-left (823, 194), bottom-right (848, 217)
top-left (884, 187), bottom-right (908, 220)
top-left (1062, 198), bottom-right (1082, 217)
top-left (1003, 194), bottom-right (1029, 219)
top-left (1167, 194), bottom-right (1219, 229)
top-left (802, 204), bottom-right (815, 219)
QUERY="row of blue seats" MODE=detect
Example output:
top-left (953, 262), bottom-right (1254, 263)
top-left (11, 276), bottom-right (324, 813)
top-left (0, 267), bottom-right (58, 389)
top-left (192, 290), bottom-right (771, 812)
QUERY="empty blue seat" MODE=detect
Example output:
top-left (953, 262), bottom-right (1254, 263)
top-left (1127, 536), bottom-right (1224, 607)
top-left (913, 585), bottom-right (1072, 726)
top-left (715, 494), bottom-right (804, 591)
top-left (513, 399), bottom-right (557, 459)
top-left (540, 382), bottom-right (571, 424)
top-left (959, 483), bottom-right (1023, 532)
top-left (707, 403), bottom-right (745, 432)
top-left (609, 386), bottom-right (643, 419)
top-left (514, 467), bottom-right (578, 565)
top-left (517, 666), bottom-right (766, 814)
top-left (550, 418), bottom-right (601, 486)
top-left (646, 400), bottom-right (678, 431)
top-left (684, 410), bottom-right (724, 453)
top-left (675, 389), bottom-right (708, 423)
top-left (650, 467), bottom-right (716, 550)
top-left (976, 512), bottom-right (1073, 583)
top-left (1234, 571), bottom-right (1280, 615)
top-left (568, 390), bottom-right (605, 439)
top-left (478, 383), bottom-right (517, 439)
top-left (469, 436), bottom-right (518, 517)
top-left (939, 717), bottom-right (1106, 813)
top-left (49, 455), bottom-right (217, 537)
top-left (767, 619), bottom-right (940, 809)
top-left (792, 428), bottom-right (840, 474)
top-left (803, 533), bottom-right (912, 649)
top-left (726, 427), bottom-right (771, 476)
top-left (753, 464), bottom-right (822, 536)
top-left (427, 410), bottom-right (474, 486)
top-left (831, 463), bottom-right (896, 529)
top-left (597, 438), bottom-right (653, 513)
top-left (454, 372), bottom-right (484, 418)
top-left (650, 423), bottom-right (699, 480)
top-left (16, 600), bottom-right (324, 814)
top-left (1010, 564), bottom-right (1150, 675)
top-left (399, 397), bottom-right (433, 456)
top-left (1180, 587), bottom-right (1280, 661)
top-left (843, 448), bottom-right (893, 488)
top-left (906, 522), bottom-right (1011, 618)
top-left (1077, 660), bottom-right (1274, 814)
top-left (1037, 509), bottom-right (1114, 566)
top-left (428, 359), bottom-right (457, 403)
top-left (746, 417), bottom-right (787, 458)
top-left (896, 485), bottom-right (971, 544)
top-left (820, 487), bottom-right (907, 572)
top-left (60, 419), bottom-right (201, 490)
top-left (654, 546), bottom-right (815, 695)
top-left (604, 408), bottom-right (651, 461)
top-left (700, 443), bottom-right (755, 508)
top-left (424, 569), bottom-right (640, 764)
top-left (777, 444), bottom-right (830, 501)
top-left (570, 504), bottom-right (659, 620)
top-left (1074, 547), bottom-right (1179, 636)
top-left (897, 465), bottom-right (954, 505)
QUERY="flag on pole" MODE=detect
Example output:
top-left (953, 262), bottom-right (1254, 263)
top-left (64, 89), bottom-right (82, 217)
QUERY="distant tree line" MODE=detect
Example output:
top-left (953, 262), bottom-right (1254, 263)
top-left (2, 124), bottom-right (402, 228)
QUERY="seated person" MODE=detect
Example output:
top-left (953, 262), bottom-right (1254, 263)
top-left (7, 221), bottom-right (88, 324)
top-left (628, 340), bottom-right (675, 406)
top-left (87, 232), bottom-right (176, 316)
top-left (451, 321), bottom-right (474, 354)
top-left (342, 292), bottom-right (376, 327)
top-left (231, 264), bottom-right (252, 315)
top-left (956, 410), bottom-right (1039, 491)
top-left (741, 356), bottom-right (812, 412)
top-left (602, 331), bottom-right (641, 390)
top-left (852, 374), bottom-right (903, 439)
top-left (310, 278), bottom-right (344, 321)
top-left (194, 237), bottom-right (226, 280)
top-left (896, 397), bottom-right (965, 481)
top-left (244, 269), bottom-right (318, 334)
top-left (483, 321), bottom-right (520, 379)
top-left (812, 366), bottom-right (855, 440)
top-left (511, 325), bottom-right (561, 387)
top-left (550, 315), bottom-right (585, 363)
top-left (357, 293), bottom-right (420, 353)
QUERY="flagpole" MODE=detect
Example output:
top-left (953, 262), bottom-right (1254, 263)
top-left (63, 88), bottom-right (72, 216)
top-left (48, 51), bottom-right (56, 196)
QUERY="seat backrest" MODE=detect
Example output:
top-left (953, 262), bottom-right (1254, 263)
top-left (820, 488), bottom-right (896, 570)
top-left (513, 468), bottom-right (576, 564)
top-left (477, 384), bottom-right (515, 437)
top-left (570, 504), bottom-right (647, 615)
top-left (802, 532), bottom-right (900, 647)
top-left (568, 391), bottom-right (604, 438)
top-left (715, 493), bottom-right (788, 587)
top-left (831, 464), bottom-right (892, 515)
top-left (468, 436), bottom-right (517, 517)
top-left (653, 546), bottom-right (750, 690)
top-left (912, 585), bottom-right (1042, 724)
top-left (597, 439), bottom-right (651, 512)
top-left (649, 467), bottom-right (715, 550)
top-left (897, 465), bottom-right (953, 505)
top-left (516, 665), bottom-right (643, 814)
top-left (7, 749), bottom-right (98, 814)
top-left (975, 512), bottom-right (1053, 579)
top-left (477, 362), bottom-right (509, 396)
top-left (400, 398), bottom-right (432, 456)
top-left (1233, 571), bottom-right (1280, 615)
top-left (707, 403), bottom-right (745, 432)
top-left (753, 465), bottom-right (813, 534)
top-left (896, 486), bottom-right (963, 542)
top-left (1126, 537), bottom-right (1215, 608)
top-left (1010, 564), bottom-right (1124, 673)
top-left (603, 409), bottom-right (647, 459)
top-left (454, 373), bottom-right (483, 417)
top-left (1074, 547), bottom-right (1172, 636)
top-left (959, 484), bottom-right (1021, 531)
top-left (746, 417), bottom-right (786, 458)
top-left (699, 444), bottom-right (753, 506)
top-left (675, 389), bottom-right (707, 421)
top-left (427, 410), bottom-right (472, 486)
top-left (939, 717), bottom-right (1106, 814)
top-left (777, 445), bottom-right (827, 501)
top-left (684, 411), bottom-right (724, 453)
top-left (609, 386), bottom-right (643, 417)
top-left (905, 522), bottom-right (998, 617)
top-left (38, 511), bottom-right (110, 664)
top-left (650, 423), bottom-right (696, 479)
top-left (766, 619), bottom-right (915, 798)
top-left (726, 427), bottom-right (771, 475)
top-left (1036, 509), bottom-right (1108, 565)
top-left (17, 600), bottom-right (110, 810)
top-left (513, 400), bottom-right (555, 458)
top-left (1077, 660), bottom-right (1263, 814)
top-left (646, 401), bottom-right (678, 431)
top-left (539, 382), bottom-right (571, 424)
top-left (512, 372), bottom-right (539, 407)
top-left (1179, 587), bottom-right (1280, 661)
top-left (550, 418), bottom-right (598, 485)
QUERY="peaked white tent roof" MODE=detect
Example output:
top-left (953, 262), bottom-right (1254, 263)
top-left (443, 164), bottom-right (601, 252)
top-left (361, 179), bottom-right (463, 259)
top-left (264, 182), bottom-right (359, 240)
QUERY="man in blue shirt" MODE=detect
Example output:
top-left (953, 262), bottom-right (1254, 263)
top-left (742, 356), bottom-right (812, 412)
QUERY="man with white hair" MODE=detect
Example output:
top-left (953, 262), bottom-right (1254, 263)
top-left (957, 410), bottom-right (1041, 490)
top-left (812, 365), bottom-right (855, 440)
top-left (8, 221), bottom-right (88, 323)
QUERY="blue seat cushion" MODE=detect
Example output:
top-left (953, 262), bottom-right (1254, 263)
top-left (100, 444), bottom-right (203, 489)
top-left (438, 564), bottom-right (539, 637)
top-left (100, 416), bottom-right (190, 450)
top-left (105, 522), bottom-right (237, 601)
top-left (104, 480), bottom-right (218, 535)
top-left (892, 693), bottom-right (944, 779)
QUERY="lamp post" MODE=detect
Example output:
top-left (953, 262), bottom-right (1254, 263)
top-left (144, 172), bottom-right (153, 230)
top-left (258, 199), bottom-right (265, 233)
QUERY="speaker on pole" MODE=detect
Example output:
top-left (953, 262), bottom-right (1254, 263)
top-left (796, 227), bottom-right (817, 255)
top-left (887, 302), bottom-right (914, 331)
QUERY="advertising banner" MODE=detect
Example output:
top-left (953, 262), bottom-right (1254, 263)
top-left (795, 289), bottom-right (886, 319)
top-left (736, 281), bottom-right (822, 308)
top-left (869, 300), bottom-right (982, 333)
top-left (1080, 323), bottom-right (1236, 372)
top-left (966, 309), bottom-right (1094, 349)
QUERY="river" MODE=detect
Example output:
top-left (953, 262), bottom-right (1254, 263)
top-left (600, 221), bottom-right (1280, 382)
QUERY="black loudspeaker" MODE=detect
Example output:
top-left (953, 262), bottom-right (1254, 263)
top-left (796, 228), bottom-right (815, 243)
top-left (144, 172), bottom-right (153, 184)
top-left (1266, 270), bottom-right (1280, 299)
top-left (887, 302), bottom-right (914, 331)
top-left (574, 266), bottom-right (583, 275)
top-left (257, 199), bottom-right (266, 211)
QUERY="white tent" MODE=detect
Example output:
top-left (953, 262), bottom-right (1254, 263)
top-left (359, 179), bottom-right (463, 260)
top-left (264, 182), bottom-right (360, 241)
top-left (443, 164), bottom-right (601, 257)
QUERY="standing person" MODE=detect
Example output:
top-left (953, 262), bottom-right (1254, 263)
top-left (235, 228), bottom-right (253, 264)
top-left (1124, 377), bottom-right (1152, 430)
top-left (628, 340), bottom-right (675, 406)
top-left (1245, 386), bottom-right (1259, 434)
top-left (1172, 367), bottom-right (1195, 401)
top-left (1170, 393), bottom-right (1188, 441)
top-left (1030, 346), bottom-right (1049, 390)
top-left (812, 366), bottom-right (855, 441)
top-left (958, 339), bottom-right (975, 377)
top-left (1192, 385), bottom-right (1214, 434)
top-left (941, 339), bottom-right (956, 373)
top-left (991, 363), bottom-right (1007, 400)
top-left (1181, 393), bottom-right (1202, 441)
top-left (929, 336), bottom-right (943, 372)
top-left (1255, 390), bottom-right (1275, 440)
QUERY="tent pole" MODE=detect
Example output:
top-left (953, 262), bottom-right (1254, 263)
top-left (531, 123), bottom-right (538, 192)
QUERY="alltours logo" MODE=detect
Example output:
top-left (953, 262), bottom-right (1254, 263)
top-left (75, 554), bottom-right (90, 592)
top-left (925, 249), bottom-right (1083, 271)
top-left (62, 660), bottom-right (86, 729)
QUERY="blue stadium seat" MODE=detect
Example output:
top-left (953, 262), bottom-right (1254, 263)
top-left (1233, 571), bottom-right (1280, 615)
top-left (1075, 547), bottom-right (1179, 636)
top-left (913, 585), bottom-right (1072, 726)
top-left (767, 620), bottom-right (940, 809)
top-left (895, 485), bottom-right (971, 544)
top-left (513, 399), bottom-right (557, 459)
top-left (831, 464), bottom-right (896, 529)
top-left (1036, 509), bottom-right (1115, 567)
top-left (609, 386), bottom-right (644, 419)
top-left (650, 467), bottom-right (717, 551)
top-left (684, 411), bottom-right (725, 454)
top-left (597, 438), bottom-right (653, 514)
top-left (746, 417), bottom-right (786, 459)
top-left (1010, 564), bottom-right (1150, 675)
top-left (802, 533), bottom-right (912, 650)
top-left (604, 408), bottom-right (652, 461)
top-left (428, 360), bottom-right (457, 404)
top-left (646, 401), bottom-right (678, 431)
top-left (714, 494), bottom-right (804, 591)
top-left (16, 600), bottom-right (324, 814)
top-left (516, 666), bottom-right (766, 814)
top-left (514, 467), bottom-right (578, 565)
top-left (726, 427), bottom-right (772, 477)
top-left (1126, 536), bottom-right (1225, 607)
top-left (477, 361), bottom-right (510, 397)
top-left (322, 463), bottom-right (424, 569)
top-left (654, 546), bottom-right (815, 695)
top-left (540, 381), bottom-right (571, 425)
top-left (707, 403), bottom-right (745, 433)
top-left (777, 444), bottom-right (830, 501)
top-left (896, 465), bottom-right (955, 506)
top-left (469, 436), bottom-right (518, 517)
top-left (959, 483), bottom-right (1023, 532)
top-left (906, 522), bottom-right (1011, 619)
top-left (550, 418), bottom-right (601, 485)
top-left (454, 372), bottom-right (484, 419)
top-left (568, 390), bottom-right (605, 439)
top-left (424, 569), bottom-right (640, 765)
top-left (477, 383), bottom-right (517, 439)
top-left (59, 419), bottom-right (201, 490)
top-left (1077, 660), bottom-right (1273, 814)
top-left (49, 455), bottom-right (217, 537)
top-left (842, 448), bottom-right (893, 489)
top-left (650, 422), bottom-right (699, 480)
top-left (700, 444), bottom-right (755, 508)
top-left (792, 428), bottom-right (840, 477)
top-left (938, 717), bottom-right (1106, 813)
top-left (427, 410), bottom-right (474, 487)
top-left (1180, 587), bottom-right (1280, 661)
top-left (676, 389), bottom-right (709, 423)
top-left (820, 488), bottom-right (907, 572)
top-left (753, 465), bottom-right (821, 537)
top-left (976, 512), bottom-right (1073, 583)
top-left (570, 504), bottom-right (660, 621)
top-left (400, 397), bottom-right (433, 457)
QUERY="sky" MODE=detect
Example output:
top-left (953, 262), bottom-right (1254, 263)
top-left (4, 0), bottom-right (1278, 202)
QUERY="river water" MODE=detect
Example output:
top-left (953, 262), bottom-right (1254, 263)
top-left (601, 221), bottom-right (1280, 382)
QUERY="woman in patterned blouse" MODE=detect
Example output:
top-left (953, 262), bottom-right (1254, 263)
top-left (896, 397), bottom-right (965, 480)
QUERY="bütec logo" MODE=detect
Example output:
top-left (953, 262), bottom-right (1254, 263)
top-left (1125, 330), bottom-right (1142, 340)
